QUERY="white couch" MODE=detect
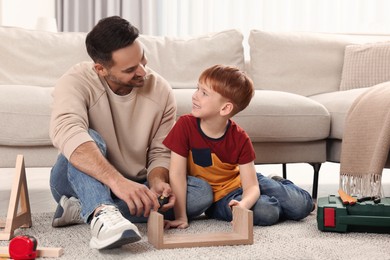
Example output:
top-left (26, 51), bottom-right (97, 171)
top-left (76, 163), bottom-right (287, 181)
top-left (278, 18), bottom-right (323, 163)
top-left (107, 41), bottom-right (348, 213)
top-left (1, 26), bottom-right (390, 198)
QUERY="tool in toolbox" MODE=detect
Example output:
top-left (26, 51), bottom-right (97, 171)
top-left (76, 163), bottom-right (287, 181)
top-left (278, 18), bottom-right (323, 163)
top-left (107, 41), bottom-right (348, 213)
top-left (317, 195), bottom-right (390, 233)
top-left (337, 189), bottom-right (357, 205)
top-left (338, 189), bottom-right (381, 205)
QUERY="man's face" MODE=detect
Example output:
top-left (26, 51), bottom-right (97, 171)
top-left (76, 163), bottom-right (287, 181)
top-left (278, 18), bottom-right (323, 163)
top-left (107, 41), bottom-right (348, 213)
top-left (103, 40), bottom-right (148, 94)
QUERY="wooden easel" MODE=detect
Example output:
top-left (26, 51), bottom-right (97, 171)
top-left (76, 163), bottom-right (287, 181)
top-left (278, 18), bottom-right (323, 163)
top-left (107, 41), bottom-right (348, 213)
top-left (147, 206), bottom-right (253, 249)
top-left (0, 155), bottom-right (63, 257)
top-left (0, 155), bottom-right (32, 240)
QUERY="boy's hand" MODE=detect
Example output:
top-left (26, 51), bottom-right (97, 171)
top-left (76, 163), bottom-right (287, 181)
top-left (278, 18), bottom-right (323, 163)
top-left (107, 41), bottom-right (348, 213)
top-left (164, 218), bottom-right (189, 229)
top-left (228, 199), bottom-right (244, 209)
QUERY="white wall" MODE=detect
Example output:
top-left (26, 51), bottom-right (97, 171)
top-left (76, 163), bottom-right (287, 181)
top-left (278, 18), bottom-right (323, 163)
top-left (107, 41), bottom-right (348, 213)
top-left (0, 0), bottom-right (55, 30)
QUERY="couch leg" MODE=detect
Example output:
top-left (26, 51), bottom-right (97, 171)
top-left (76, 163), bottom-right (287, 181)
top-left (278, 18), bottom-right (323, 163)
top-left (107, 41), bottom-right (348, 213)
top-left (309, 163), bottom-right (321, 200)
top-left (282, 163), bottom-right (287, 179)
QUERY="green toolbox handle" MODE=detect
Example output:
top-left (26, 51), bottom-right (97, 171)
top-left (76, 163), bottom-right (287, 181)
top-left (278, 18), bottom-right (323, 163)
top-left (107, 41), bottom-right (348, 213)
top-left (339, 215), bottom-right (390, 226)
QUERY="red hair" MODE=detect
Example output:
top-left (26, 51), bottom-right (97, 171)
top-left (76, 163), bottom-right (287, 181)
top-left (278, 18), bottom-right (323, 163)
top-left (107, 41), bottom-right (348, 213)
top-left (199, 65), bottom-right (254, 116)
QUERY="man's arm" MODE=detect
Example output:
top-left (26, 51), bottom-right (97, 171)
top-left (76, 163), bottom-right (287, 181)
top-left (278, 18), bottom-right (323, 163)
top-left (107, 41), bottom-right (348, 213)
top-left (147, 166), bottom-right (175, 211)
top-left (69, 141), bottom-right (160, 217)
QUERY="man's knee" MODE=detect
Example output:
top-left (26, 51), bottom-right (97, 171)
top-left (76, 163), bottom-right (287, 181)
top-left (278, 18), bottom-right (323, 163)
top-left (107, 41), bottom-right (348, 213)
top-left (88, 128), bottom-right (107, 155)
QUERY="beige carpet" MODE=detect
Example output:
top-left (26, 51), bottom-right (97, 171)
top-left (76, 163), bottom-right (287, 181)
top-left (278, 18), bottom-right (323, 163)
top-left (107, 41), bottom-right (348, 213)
top-left (1, 211), bottom-right (389, 260)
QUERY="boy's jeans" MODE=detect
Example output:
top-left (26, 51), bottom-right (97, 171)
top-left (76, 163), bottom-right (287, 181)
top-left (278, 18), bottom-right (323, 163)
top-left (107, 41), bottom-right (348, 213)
top-left (205, 173), bottom-right (314, 226)
top-left (50, 129), bottom-right (213, 223)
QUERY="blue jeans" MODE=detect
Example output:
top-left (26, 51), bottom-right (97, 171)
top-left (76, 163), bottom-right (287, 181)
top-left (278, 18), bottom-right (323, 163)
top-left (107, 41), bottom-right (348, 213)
top-left (50, 129), bottom-right (213, 223)
top-left (205, 173), bottom-right (314, 226)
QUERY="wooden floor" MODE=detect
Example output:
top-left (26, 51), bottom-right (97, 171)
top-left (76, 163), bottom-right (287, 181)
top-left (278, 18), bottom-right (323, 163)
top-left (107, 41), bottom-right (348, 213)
top-left (1, 162), bottom-right (390, 215)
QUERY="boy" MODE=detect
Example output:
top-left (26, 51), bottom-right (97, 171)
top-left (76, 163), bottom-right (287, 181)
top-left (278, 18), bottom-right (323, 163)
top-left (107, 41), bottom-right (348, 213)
top-left (163, 65), bottom-right (314, 228)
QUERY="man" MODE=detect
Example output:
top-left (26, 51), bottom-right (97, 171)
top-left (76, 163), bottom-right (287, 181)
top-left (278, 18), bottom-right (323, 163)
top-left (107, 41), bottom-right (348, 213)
top-left (49, 16), bottom-right (213, 250)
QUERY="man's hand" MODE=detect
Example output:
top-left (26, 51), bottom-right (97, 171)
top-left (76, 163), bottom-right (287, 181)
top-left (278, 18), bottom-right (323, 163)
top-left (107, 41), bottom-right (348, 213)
top-left (69, 142), bottom-right (177, 217)
top-left (110, 177), bottom-right (160, 217)
top-left (148, 167), bottom-right (176, 212)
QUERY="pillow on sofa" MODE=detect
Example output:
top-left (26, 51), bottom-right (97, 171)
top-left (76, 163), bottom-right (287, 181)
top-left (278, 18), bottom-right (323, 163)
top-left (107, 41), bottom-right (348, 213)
top-left (0, 85), bottom-right (53, 146)
top-left (0, 26), bottom-right (90, 87)
top-left (339, 41), bottom-right (390, 91)
top-left (248, 30), bottom-right (390, 97)
top-left (248, 30), bottom-right (351, 97)
top-left (139, 30), bottom-right (245, 89)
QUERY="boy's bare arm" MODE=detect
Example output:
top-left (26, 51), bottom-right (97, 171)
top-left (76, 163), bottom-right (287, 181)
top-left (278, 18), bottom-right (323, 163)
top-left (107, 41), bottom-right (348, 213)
top-left (230, 161), bottom-right (260, 210)
top-left (165, 151), bottom-right (189, 229)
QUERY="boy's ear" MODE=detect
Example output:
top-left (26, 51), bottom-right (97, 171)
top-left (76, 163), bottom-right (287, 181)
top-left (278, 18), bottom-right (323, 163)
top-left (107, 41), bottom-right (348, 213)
top-left (220, 102), bottom-right (234, 116)
top-left (94, 63), bottom-right (108, 77)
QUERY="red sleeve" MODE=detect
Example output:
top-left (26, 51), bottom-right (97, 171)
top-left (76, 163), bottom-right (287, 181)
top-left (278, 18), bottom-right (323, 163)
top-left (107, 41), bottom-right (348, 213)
top-left (238, 136), bottom-right (256, 165)
top-left (163, 115), bottom-right (191, 158)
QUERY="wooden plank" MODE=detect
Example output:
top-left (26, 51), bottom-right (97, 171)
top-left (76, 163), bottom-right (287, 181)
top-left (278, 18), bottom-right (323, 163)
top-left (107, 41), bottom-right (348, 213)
top-left (147, 208), bottom-right (164, 249)
top-left (0, 246), bottom-right (64, 258)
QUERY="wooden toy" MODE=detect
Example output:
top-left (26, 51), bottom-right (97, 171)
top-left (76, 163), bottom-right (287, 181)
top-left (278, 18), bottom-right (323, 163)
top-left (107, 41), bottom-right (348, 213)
top-left (0, 155), bottom-right (32, 240)
top-left (148, 206), bottom-right (253, 249)
top-left (0, 155), bottom-right (64, 257)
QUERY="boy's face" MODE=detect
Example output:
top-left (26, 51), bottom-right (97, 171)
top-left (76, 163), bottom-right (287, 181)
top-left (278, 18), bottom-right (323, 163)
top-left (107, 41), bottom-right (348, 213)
top-left (192, 82), bottom-right (228, 119)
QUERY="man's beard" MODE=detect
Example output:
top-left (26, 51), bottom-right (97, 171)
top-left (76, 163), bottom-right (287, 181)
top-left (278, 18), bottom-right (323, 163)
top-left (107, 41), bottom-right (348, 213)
top-left (106, 73), bottom-right (146, 89)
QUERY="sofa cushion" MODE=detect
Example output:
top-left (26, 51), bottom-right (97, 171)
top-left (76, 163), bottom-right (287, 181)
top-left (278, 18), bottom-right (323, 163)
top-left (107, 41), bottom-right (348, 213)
top-left (310, 87), bottom-right (369, 140)
top-left (339, 42), bottom-right (390, 91)
top-left (139, 30), bottom-right (245, 89)
top-left (0, 26), bottom-right (90, 87)
top-left (0, 85), bottom-right (53, 146)
top-left (174, 89), bottom-right (330, 142)
top-left (248, 30), bottom-right (390, 97)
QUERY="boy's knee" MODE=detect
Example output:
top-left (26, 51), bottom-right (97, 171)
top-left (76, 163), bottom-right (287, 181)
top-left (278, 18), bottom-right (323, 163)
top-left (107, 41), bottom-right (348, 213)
top-left (186, 177), bottom-right (213, 217)
top-left (287, 200), bottom-right (314, 221)
top-left (252, 201), bottom-right (280, 226)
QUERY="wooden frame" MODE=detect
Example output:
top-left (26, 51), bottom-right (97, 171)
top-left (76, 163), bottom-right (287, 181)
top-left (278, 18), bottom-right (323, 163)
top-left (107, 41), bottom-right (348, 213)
top-left (0, 155), bottom-right (32, 240)
top-left (147, 206), bottom-right (253, 249)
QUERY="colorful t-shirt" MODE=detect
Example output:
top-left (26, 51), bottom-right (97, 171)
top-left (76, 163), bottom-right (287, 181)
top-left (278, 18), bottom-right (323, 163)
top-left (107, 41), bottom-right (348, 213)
top-left (163, 114), bottom-right (255, 202)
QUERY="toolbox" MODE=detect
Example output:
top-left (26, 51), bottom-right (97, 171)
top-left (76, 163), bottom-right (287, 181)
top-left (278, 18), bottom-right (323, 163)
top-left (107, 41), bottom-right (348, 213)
top-left (317, 195), bottom-right (390, 233)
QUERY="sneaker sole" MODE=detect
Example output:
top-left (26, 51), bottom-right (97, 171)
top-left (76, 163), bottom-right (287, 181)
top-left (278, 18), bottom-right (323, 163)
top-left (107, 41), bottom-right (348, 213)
top-left (52, 198), bottom-right (65, 227)
top-left (90, 229), bottom-right (142, 250)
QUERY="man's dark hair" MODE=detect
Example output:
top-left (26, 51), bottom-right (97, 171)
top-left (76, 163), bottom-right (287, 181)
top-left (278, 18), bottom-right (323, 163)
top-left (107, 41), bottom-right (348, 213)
top-left (85, 16), bottom-right (139, 67)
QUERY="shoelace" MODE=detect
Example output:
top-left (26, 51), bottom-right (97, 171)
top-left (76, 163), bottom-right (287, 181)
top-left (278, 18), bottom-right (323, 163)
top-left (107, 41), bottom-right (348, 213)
top-left (97, 206), bottom-right (123, 227)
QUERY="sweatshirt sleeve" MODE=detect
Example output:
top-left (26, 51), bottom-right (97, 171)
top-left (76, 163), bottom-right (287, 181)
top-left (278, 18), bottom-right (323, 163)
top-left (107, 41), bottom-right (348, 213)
top-left (146, 77), bottom-right (177, 175)
top-left (49, 65), bottom-right (96, 159)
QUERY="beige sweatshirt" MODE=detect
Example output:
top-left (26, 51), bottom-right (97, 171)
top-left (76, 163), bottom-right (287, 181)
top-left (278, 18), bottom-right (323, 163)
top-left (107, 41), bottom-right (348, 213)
top-left (50, 61), bottom-right (176, 181)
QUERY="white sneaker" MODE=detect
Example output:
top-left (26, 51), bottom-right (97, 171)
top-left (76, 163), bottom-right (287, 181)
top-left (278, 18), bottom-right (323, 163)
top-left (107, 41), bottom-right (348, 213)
top-left (52, 196), bottom-right (83, 227)
top-left (89, 205), bottom-right (141, 249)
